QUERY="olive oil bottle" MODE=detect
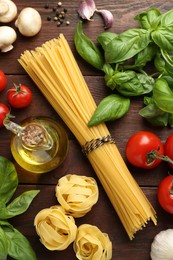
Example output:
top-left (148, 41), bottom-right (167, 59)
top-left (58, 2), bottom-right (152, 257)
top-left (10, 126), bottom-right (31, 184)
top-left (5, 116), bottom-right (69, 173)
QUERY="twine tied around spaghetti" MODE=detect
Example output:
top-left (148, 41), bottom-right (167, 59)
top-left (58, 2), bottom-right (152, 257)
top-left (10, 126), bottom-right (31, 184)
top-left (82, 135), bottom-right (115, 156)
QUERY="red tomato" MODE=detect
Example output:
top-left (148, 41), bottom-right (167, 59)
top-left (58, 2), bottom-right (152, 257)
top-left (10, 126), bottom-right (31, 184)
top-left (0, 103), bottom-right (10, 127)
top-left (0, 70), bottom-right (7, 91)
top-left (164, 133), bottom-right (173, 168)
top-left (126, 131), bottom-right (164, 169)
top-left (158, 175), bottom-right (173, 214)
top-left (7, 84), bottom-right (32, 108)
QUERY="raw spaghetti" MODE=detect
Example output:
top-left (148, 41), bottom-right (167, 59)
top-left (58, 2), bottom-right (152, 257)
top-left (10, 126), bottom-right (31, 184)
top-left (18, 34), bottom-right (157, 239)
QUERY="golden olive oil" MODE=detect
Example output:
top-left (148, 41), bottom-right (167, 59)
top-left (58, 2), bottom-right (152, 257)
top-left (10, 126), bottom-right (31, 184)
top-left (10, 117), bottom-right (69, 173)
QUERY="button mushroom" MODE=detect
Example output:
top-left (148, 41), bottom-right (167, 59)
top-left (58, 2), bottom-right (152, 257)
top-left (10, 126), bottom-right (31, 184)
top-left (15, 7), bottom-right (42, 37)
top-left (0, 0), bottom-right (17, 23)
top-left (0, 26), bottom-right (17, 52)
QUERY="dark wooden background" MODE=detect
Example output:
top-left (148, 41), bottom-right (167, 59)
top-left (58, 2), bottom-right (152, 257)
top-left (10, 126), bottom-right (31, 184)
top-left (0, 1), bottom-right (173, 259)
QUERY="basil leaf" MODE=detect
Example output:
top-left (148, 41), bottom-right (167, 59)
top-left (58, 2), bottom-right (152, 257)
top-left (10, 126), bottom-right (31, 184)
top-left (154, 52), bottom-right (167, 73)
top-left (153, 78), bottom-right (173, 113)
top-left (0, 157), bottom-right (18, 206)
top-left (105, 70), bottom-right (136, 90)
top-left (135, 8), bottom-right (161, 29)
top-left (74, 21), bottom-right (104, 70)
top-left (0, 190), bottom-right (40, 219)
top-left (88, 94), bottom-right (130, 126)
top-left (161, 49), bottom-right (173, 78)
top-left (139, 97), bottom-right (169, 127)
top-left (97, 32), bottom-right (117, 50)
top-left (2, 224), bottom-right (37, 260)
top-left (152, 26), bottom-right (173, 52)
top-left (115, 72), bottom-right (154, 96)
top-left (0, 226), bottom-right (8, 260)
top-left (160, 9), bottom-right (173, 27)
top-left (105, 28), bottom-right (151, 63)
top-left (134, 43), bottom-right (158, 68)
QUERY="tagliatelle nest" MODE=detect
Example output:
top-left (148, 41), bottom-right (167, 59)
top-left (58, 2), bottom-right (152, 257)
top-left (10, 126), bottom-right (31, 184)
top-left (34, 205), bottom-right (77, 251)
top-left (73, 224), bottom-right (112, 260)
top-left (55, 174), bottom-right (99, 218)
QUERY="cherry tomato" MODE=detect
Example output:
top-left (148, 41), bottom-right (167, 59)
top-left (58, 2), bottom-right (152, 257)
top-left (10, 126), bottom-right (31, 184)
top-left (126, 131), bottom-right (164, 169)
top-left (7, 84), bottom-right (32, 108)
top-left (157, 175), bottom-right (173, 214)
top-left (0, 103), bottom-right (10, 127)
top-left (0, 70), bottom-right (7, 91)
top-left (164, 133), bottom-right (173, 168)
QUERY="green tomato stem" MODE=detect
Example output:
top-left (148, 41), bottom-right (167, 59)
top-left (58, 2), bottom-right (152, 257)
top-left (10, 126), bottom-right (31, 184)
top-left (147, 150), bottom-right (173, 165)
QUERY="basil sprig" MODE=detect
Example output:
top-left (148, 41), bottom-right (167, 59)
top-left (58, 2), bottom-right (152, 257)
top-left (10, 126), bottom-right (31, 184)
top-left (88, 94), bottom-right (130, 127)
top-left (74, 7), bottom-right (173, 127)
top-left (0, 156), bottom-right (39, 260)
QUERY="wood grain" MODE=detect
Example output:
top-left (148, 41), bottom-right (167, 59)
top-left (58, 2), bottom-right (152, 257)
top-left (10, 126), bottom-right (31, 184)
top-left (1, 1), bottom-right (173, 259)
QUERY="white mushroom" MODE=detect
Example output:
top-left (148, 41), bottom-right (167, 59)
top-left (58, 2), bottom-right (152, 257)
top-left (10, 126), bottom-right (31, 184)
top-left (0, 0), bottom-right (17, 23)
top-left (0, 26), bottom-right (17, 52)
top-left (15, 7), bottom-right (42, 37)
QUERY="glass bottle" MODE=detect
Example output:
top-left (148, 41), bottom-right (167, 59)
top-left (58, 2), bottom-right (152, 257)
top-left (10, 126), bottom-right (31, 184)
top-left (4, 116), bottom-right (69, 173)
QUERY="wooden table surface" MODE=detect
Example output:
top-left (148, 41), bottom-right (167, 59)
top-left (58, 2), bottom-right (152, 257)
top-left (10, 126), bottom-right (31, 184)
top-left (1, 0), bottom-right (173, 259)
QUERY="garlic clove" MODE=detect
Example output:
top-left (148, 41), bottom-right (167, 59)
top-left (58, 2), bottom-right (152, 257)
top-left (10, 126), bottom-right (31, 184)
top-left (96, 9), bottom-right (114, 29)
top-left (78, 0), bottom-right (96, 20)
top-left (151, 229), bottom-right (173, 260)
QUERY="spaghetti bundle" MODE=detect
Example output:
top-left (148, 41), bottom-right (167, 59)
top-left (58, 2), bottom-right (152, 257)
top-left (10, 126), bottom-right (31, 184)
top-left (18, 34), bottom-right (157, 239)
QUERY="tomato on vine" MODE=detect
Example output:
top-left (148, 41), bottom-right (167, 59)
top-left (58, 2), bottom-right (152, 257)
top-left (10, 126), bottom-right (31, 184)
top-left (0, 70), bottom-right (7, 91)
top-left (164, 134), bottom-right (173, 169)
top-left (0, 103), bottom-right (10, 127)
top-left (157, 175), bottom-right (173, 214)
top-left (7, 83), bottom-right (32, 108)
top-left (126, 131), bottom-right (164, 169)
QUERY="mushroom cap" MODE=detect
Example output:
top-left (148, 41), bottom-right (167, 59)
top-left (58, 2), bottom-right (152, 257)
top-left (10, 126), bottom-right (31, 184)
top-left (15, 7), bottom-right (42, 37)
top-left (0, 26), bottom-right (17, 52)
top-left (0, 0), bottom-right (17, 23)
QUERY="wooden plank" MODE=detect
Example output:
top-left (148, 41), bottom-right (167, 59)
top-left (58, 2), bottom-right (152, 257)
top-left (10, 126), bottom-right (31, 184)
top-left (0, 0), bottom-right (173, 259)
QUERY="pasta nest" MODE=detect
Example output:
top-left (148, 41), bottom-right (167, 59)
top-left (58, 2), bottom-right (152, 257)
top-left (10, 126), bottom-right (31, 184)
top-left (34, 205), bottom-right (77, 250)
top-left (55, 174), bottom-right (99, 217)
top-left (73, 224), bottom-right (112, 260)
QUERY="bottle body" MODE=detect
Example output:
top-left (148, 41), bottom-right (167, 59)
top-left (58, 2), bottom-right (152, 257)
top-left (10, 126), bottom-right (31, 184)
top-left (11, 117), bottom-right (69, 173)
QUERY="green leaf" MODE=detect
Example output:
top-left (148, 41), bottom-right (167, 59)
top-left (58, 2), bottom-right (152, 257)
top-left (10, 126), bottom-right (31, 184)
top-left (88, 94), bottom-right (130, 126)
top-left (134, 43), bottom-right (158, 68)
top-left (0, 157), bottom-right (18, 206)
top-left (2, 224), bottom-right (37, 260)
top-left (74, 21), bottom-right (104, 70)
top-left (154, 52), bottom-right (166, 73)
top-left (135, 8), bottom-right (161, 29)
top-left (105, 28), bottom-right (151, 63)
top-left (105, 70), bottom-right (136, 91)
top-left (97, 32), bottom-right (117, 51)
top-left (0, 190), bottom-right (40, 219)
top-left (153, 78), bottom-right (173, 113)
top-left (139, 97), bottom-right (169, 127)
top-left (161, 49), bottom-right (173, 78)
top-left (160, 9), bottom-right (173, 27)
top-left (0, 226), bottom-right (8, 260)
top-left (113, 72), bottom-right (154, 96)
top-left (152, 27), bottom-right (173, 52)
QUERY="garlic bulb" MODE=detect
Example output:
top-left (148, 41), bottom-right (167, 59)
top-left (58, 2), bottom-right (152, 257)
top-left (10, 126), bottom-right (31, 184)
top-left (150, 229), bottom-right (173, 259)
